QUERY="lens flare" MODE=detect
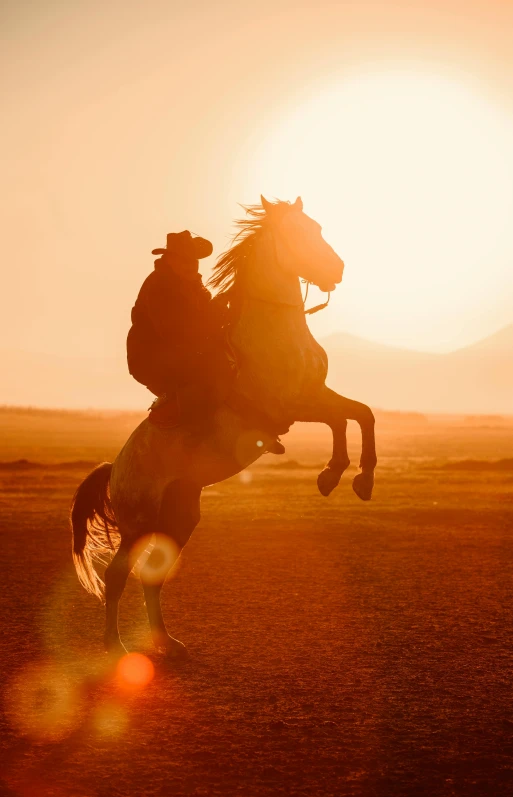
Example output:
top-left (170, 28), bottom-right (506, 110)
top-left (92, 701), bottom-right (129, 737)
top-left (115, 653), bottom-right (154, 689)
top-left (5, 662), bottom-right (81, 742)
top-left (133, 534), bottom-right (180, 586)
top-left (234, 428), bottom-right (269, 466)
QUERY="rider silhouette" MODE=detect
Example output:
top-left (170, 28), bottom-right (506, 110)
top-left (127, 231), bottom-right (231, 435)
top-left (127, 229), bottom-right (285, 453)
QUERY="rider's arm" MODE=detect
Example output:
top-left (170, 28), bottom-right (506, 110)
top-left (143, 271), bottom-right (185, 347)
top-left (209, 291), bottom-right (231, 327)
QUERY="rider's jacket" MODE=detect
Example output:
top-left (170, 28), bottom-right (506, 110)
top-left (126, 257), bottom-right (225, 393)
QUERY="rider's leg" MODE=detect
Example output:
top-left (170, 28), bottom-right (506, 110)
top-left (176, 381), bottom-right (213, 434)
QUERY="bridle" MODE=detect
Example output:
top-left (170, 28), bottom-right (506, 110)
top-left (245, 281), bottom-right (331, 315)
top-left (270, 224), bottom-right (332, 316)
top-left (230, 222), bottom-right (333, 316)
top-left (302, 280), bottom-right (331, 315)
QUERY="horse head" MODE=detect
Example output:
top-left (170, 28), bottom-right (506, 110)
top-left (260, 195), bottom-right (344, 293)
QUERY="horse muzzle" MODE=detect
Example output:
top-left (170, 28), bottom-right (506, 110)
top-left (317, 255), bottom-right (344, 293)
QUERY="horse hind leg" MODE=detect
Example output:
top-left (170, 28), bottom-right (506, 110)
top-left (104, 537), bottom-right (135, 657)
top-left (141, 479), bottom-right (201, 659)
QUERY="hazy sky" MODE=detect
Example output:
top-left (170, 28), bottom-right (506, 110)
top-left (2, 0), bottom-right (513, 368)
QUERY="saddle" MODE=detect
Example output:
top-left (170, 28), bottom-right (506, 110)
top-left (148, 389), bottom-right (287, 455)
top-left (147, 333), bottom-right (287, 454)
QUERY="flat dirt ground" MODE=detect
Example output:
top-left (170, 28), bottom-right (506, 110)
top-left (0, 407), bottom-right (512, 797)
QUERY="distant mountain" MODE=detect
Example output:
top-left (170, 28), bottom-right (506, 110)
top-left (452, 324), bottom-right (513, 355)
top-left (322, 325), bottom-right (513, 414)
top-left (1, 325), bottom-right (512, 414)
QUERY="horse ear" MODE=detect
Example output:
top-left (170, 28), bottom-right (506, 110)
top-left (261, 195), bottom-right (273, 213)
top-left (294, 196), bottom-right (303, 211)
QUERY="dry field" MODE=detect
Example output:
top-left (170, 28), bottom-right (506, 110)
top-left (0, 407), bottom-right (512, 797)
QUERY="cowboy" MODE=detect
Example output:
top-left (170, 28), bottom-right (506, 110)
top-left (127, 231), bottom-right (232, 436)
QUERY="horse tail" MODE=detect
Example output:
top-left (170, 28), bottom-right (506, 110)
top-left (70, 462), bottom-right (118, 602)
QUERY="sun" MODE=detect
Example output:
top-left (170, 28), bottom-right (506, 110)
top-left (243, 69), bottom-right (513, 350)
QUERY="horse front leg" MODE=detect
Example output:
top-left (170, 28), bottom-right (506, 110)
top-left (296, 387), bottom-right (350, 497)
top-left (316, 419), bottom-right (350, 497)
top-left (296, 386), bottom-right (376, 500)
top-left (345, 394), bottom-right (376, 501)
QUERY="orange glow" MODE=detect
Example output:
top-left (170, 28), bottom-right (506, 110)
top-left (239, 470), bottom-right (253, 484)
top-left (2, 2), bottom-right (513, 410)
top-left (250, 71), bottom-right (513, 352)
top-left (115, 653), bottom-right (154, 689)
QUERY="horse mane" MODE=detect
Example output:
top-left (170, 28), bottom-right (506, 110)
top-left (207, 199), bottom-right (290, 294)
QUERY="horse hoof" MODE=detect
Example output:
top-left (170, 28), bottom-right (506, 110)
top-left (105, 640), bottom-right (128, 660)
top-left (317, 467), bottom-right (342, 497)
top-left (163, 637), bottom-right (188, 661)
top-left (352, 471), bottom-right (374, 501)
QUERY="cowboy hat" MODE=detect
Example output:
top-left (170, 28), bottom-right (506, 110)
top-left (151, 230), bottom-right (213, 259)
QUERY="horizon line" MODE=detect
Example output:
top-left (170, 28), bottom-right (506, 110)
top-left (1, 403), bottom-right (512, 420)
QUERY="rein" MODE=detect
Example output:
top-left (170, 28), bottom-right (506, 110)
top-left (302, 280), bottom-right (331, 315)
top-left (245, 284), bottom-right (331, 315)
top-left (263, 230), bottom-right (331, 316)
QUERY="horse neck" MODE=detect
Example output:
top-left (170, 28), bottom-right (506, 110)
top-left (229, 230), bottom-right (317, 356)
top-left (227, 229), bottom-right (326, 414)
top-left (241, 229), bottom-right (304, 308)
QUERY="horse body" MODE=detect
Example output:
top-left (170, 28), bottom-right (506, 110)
top-left (71, 196), bottom-right (377, 657)
top-left (229, 301), bottom-right (328, 431)
top-left (110, 406), bottom-right (274, 531)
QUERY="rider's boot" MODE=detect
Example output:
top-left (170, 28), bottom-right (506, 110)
top-left (266, 438), bottom-right (285, 455)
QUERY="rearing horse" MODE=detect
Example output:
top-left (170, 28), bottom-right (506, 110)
top-left (71, 197), bottom-right (377, 658)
